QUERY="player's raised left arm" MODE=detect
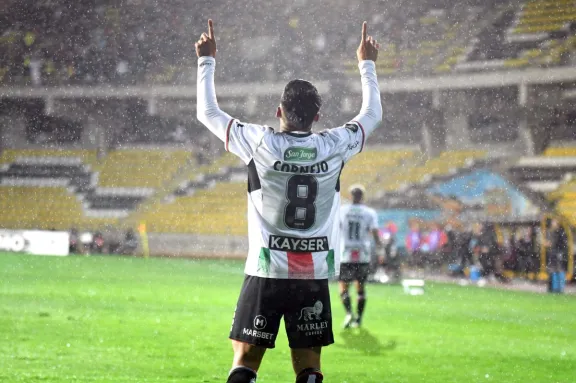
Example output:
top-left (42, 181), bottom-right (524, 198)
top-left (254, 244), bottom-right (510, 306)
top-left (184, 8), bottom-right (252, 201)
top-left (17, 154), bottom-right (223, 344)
top-left (351, 22), bottom-right (382, 139)
top-left (195, 19), bottom-right (232, 142)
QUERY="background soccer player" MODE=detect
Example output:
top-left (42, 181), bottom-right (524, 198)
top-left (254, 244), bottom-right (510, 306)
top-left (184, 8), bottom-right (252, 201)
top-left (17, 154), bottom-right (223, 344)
top-left (195, 19), bottom-right (381, 383)
top-left (338, 185), bottom-right (382, 329)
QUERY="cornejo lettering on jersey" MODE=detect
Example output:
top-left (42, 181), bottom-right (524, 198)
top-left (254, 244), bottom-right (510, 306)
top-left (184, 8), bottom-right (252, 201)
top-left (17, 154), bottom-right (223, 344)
top-left (272, 161), bottom-right (329, 174)
top-left (197, 55), bottom-right (382, 280)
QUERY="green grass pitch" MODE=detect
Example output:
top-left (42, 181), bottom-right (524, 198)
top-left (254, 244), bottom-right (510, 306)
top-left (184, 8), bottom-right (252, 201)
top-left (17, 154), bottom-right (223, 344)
top-left (1, 252), bottom-right (575, 382)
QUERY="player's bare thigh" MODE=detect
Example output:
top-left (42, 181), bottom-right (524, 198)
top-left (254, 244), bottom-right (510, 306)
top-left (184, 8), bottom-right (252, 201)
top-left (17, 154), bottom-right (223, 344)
top-left (338, 281), bottom-right (350, 293)
top-left (290, 346), bottom-right (322, 374)
top-left (354, 280), bottom-right (365, 292)
top-left (231, 340), bottom-right (267, 371)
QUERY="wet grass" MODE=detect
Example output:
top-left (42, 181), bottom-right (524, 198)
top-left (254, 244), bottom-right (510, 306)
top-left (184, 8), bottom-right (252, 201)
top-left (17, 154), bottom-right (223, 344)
top-left (1, 252), bottom-right (575, 382)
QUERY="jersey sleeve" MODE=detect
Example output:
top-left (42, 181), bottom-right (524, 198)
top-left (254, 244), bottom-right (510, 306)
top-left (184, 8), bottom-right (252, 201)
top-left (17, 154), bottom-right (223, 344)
top-left (324, 123), bottom-right (365, 163)
top-left (339, 205), bottom-right (350, 229)
top-left (196, 56), bottom-right (269, 164)
top-left (226, 120), bottom-right (270, 164)
top-left (368, 209), bottom-right (379, 231)
top-left (320, 61), bottom-right (382, 163)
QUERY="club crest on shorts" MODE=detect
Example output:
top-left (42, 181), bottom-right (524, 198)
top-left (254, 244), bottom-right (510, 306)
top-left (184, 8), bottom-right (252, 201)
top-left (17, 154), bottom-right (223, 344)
top-left (299, 300), bottom-right (323, 321)
top-left (253, 315), bottom-right (267, 330)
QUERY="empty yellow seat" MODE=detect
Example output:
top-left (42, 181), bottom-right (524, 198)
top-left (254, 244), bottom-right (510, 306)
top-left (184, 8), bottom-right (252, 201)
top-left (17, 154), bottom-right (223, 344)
top-left (97, 149), bottom-right (191, 188)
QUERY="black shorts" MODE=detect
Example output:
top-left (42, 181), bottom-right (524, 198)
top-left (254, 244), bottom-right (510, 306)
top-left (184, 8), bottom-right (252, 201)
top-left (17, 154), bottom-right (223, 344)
top-left (338, 263), bottom-right (370, 283)
top-left (229, 275), bottom-right (334, 349)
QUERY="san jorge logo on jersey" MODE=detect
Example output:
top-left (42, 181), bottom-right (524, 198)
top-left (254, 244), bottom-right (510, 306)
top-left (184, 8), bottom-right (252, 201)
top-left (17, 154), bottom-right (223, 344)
top-left (284, 147), bottom-right (317, 162)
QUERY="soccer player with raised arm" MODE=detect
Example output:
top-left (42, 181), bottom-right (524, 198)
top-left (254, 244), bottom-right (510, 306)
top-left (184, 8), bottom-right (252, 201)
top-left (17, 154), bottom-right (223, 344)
top-left (338, 185), bottom-right (383, 329)
top-left (195, 19), bottom-right (381, 383)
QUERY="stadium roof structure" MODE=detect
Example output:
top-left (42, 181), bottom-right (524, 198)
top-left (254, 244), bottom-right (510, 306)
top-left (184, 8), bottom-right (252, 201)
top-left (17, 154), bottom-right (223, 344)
top-left (1, 67), bottom-right (575, 100)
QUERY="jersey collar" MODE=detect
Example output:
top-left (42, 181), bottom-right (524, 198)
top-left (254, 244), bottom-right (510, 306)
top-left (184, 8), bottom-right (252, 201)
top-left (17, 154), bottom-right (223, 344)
top-left (284, 131), bottom-right (313, 137)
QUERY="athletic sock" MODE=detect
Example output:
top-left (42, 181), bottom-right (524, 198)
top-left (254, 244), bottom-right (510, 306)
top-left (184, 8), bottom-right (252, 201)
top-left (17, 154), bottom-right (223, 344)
top-left (340, 290), bottom-right (352, 314)
top-left (227, 366), bottom-right (257, 383)
top-left (357, 292), bottom-right (366, 320)
top-left (296, 368), bottom-right (323, 383)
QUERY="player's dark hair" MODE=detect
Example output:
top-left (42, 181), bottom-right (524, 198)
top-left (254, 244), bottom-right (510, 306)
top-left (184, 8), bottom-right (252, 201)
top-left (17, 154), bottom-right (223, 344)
top-left (351, 188), bottom-right (364, 203)
top-left (281, 79), bottom-right (322, 131)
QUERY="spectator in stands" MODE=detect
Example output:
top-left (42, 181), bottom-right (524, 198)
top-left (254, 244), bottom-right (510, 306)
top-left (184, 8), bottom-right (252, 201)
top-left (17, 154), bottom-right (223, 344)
top-left (545, 219), bottom-right (568, 274)
top-left (405, 220), bottom-right (423, 268)
top-left (118, 229), bottom-right (138, 256)
top-left (92, 231), bottom-right (105, 254)
top-left (443, 224), bottom-right (459, 264)
top-left (69, 228), bottom-right (79, 254)
top-left (379, 222), bottom-right (401, 281)
top-left (425, 222), bottom-right (448, 270)
top-left (456, 225), bottom-right (474, 271)
top-left (471, 223), bottom-right (508, 283)
top-left (516, 227), bottom-right (536, 276)
top-left (502, 229), bottom-right (518, 272)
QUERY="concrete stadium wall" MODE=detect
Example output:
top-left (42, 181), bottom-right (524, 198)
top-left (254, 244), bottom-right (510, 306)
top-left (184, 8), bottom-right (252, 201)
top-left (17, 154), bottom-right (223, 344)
top-left (146, 233), bottom-right (248, 259)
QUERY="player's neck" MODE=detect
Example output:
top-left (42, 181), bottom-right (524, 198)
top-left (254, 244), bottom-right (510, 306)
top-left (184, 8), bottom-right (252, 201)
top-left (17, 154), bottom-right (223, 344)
top-left (279, 123), bottom-right (312, 134)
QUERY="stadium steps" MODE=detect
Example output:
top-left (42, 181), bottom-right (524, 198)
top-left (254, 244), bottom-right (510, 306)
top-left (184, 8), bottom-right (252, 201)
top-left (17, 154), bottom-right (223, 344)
top-left (542, 146), bottom-right (576, 226)
top-left (373, 150), bottom-right (487, 194)
top-left (132, 152), bottom-right (247, 235)
top-left (0, 149), bottom-right (122, 230)
top-left (502, 146), bottom-right (576, 227)
top-left (0, 148), bottom-right (195, 231)
top-left (168, 182), bottom-right (246, 235)
top-left (121, 151), bottom-right (231, 228)
top-left (0, 148), bottom-right (100, 167)
top-left (0, 186), bottom-right (116, 231)
top-left (339, 149), bottom-right (418, 201)
top-left (94, 149), bottom-right (191, 189)
top-left (140, 180), bottom-right (248, 235)
top-left (344, 6), bottom-right (485, 76)
top-left (434, 5), bottom-right (508, 74)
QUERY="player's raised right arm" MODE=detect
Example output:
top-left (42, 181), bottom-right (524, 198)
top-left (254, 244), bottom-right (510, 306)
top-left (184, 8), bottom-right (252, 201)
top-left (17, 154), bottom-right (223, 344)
top-left (195, 20), bottom-right (268, 164)
top-left (351, 22), bottom-right (382, 138)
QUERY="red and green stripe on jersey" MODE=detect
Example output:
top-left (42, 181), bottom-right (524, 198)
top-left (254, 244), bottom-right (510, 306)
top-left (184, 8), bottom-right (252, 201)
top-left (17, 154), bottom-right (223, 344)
top-left (258, 248), bottom-right (335, 279)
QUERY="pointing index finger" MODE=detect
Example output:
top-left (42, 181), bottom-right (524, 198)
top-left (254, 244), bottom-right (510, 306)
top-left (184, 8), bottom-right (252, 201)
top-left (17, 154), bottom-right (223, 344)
top-left (362, 21), bottom-right (367, 42)
top-left (208, 19), bottom-right (215, 40)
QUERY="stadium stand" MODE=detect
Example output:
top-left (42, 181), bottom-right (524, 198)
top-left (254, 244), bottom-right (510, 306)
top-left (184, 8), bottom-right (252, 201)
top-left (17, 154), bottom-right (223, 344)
top-left (0, 149), bottom-right (111, 230)
top-left (1, 0), bottom-right (573, 87)
top-left (0, 149), bottom-right (97, 193)
top-left (0, 147), bottom-right (194, 230)
top-left (344, 3), bottom-right (487, 77)
top-left (137, 153), bottom-right (246, 235)
top-left (513, 146), bottom-right (576, 225)
top-left (0, 0), bottom-right (320, 85)
top-left (376, 150), bottom-right (487, 193)
top-left (0, 186), bottom-right (82, 230)
top-left (95, 149), bottom-right (191, 189)
top-left (454, 0), bottom-right (576, 72)
top-left (508, 156), bottom-right (576, 193)
top-left (0, 185), bottom-right (118, 231)
top-left (145, 181), bottom-right (248, 235)
top-left (339, 149), bottom-right (416, 200)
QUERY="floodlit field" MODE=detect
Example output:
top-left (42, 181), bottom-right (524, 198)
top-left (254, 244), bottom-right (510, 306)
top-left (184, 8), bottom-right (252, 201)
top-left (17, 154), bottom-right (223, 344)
top-left (1, 252), bottom-right (575, 383)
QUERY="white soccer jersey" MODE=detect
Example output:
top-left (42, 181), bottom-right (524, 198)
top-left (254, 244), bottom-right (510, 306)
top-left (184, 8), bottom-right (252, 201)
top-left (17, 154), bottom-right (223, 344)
top-left (197, 56), bottom-right (382, 280)
top-left (339, 204), bottom-right (379, 264)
